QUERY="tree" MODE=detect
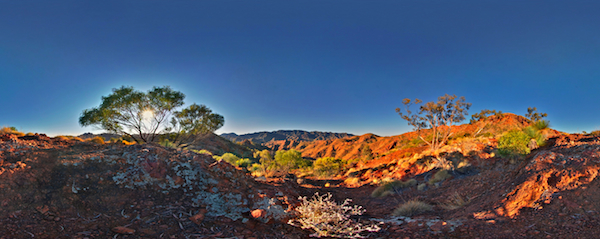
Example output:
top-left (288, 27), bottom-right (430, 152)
top-left (79, 85), bottom-right (224, 144)
top-left (470, 109), bottom-right (503, 124)
top-left (396, 94), bottom-right (471, 151)
top-left (167, 103), bottom-right (225, 147)
top-left (470, 109), bottom-right (503, 137)
top-left (525, 107), bottom-right (547, 122)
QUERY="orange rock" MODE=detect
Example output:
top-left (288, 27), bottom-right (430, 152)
top-left (189, 209), bottom-right (207, 225)
top-left (251, 209), bottom-right (266, 218)
top-left (112, 226), bottom-right (135, 234)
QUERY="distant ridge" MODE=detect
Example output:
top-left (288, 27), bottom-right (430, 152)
top-left (220, 130), bottom-right (354, 145)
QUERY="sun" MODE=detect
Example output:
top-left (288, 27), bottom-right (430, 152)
top-left (142, 109), bottom-right (154, 120)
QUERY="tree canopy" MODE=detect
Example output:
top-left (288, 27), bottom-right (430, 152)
top-left (396, 94), bottom-right (471, 151)
top-left (79, 85), bottom-right (224, 144)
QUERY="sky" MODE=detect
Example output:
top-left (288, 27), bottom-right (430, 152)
top-left (1, 1), bottom-right (600, 137)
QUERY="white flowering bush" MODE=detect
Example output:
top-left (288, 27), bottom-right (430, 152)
top-left (288, 192), bottom-right (381, 238)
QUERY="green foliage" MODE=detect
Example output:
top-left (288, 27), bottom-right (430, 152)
top-left (79, 85), bottom-right (223, 145)
top-left (533, 120), bottom-right (550, 130)
top-left (428, 169), bottom-right (451, 185)
top-left (360, 145), bottom-right (373, 161)
top-left (523, 127), bottom-right (546, 147)
top-left (392, 200), bottom-right (433, 217)
top-left (167, 103), bottom-right (225, 147)
top-left (396, 94), bottom-right (472, 151)
top-left (313, 157), bottom-right (345, 177)
top-left (214, 153), bottom-right (254, 168)
top-left (235, 158), bottom-right (253, 168)
top-left (371, 179), bottom-right (417, 198)
top-left (191, 149), bottom-right (213, 155)
top-left (525, 107), bottom-right (548, 122)
top-left (274, 149), bottom-right (311, 171)
top-left (498, 129), bottom-right (531, 157)
top-left (470, 109), bottom-right (503, 123)
top-left (159, 138), bottom-right (177, 148)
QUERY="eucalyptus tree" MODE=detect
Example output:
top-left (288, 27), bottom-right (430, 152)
top-left (79, 85), bottom-right (224, 144)
top-left (396, 94), bottom-right (471, 151)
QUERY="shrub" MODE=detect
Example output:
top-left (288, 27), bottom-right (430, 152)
top-left (88, 136), bottom-right (105, 144)
top-left (235, 158), bottom-right (253, 168)
top-left (159, 139), bottom-right (177, 148)
top-left (0, 126), bottom-right (25, 136)
top-left (428, 169), bottom-right (451, 185)
top-left (533, 120), bottom-right (550, 130)
top-left (498, 130), bottom-right (532, 157)
top-left (216, 153), bottom-right (240, 164)
top-left (273, 149), bottom-right (311, 172)
top-left (439, 192), bottom-right (470, 210)
top-left (523, 126), bottom-right (546, 147)
top-left (288, 192), bottom-right (381, 238)
top-left (192, 149), bottom-right (212, 155)
top-left (313, 157), bottom-right (345, 177)
top-left (392, 199), bottom-right (433, 217)
top-left (371, 179), bottom-right (417, 198)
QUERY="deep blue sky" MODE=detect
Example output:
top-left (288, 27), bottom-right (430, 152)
top-left (2, 1), bottom-right (600, 136)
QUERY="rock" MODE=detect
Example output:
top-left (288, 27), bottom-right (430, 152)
top-left (251, 209), bottom-right (266, 218)
top-left (112, 226), bottom-right (135, 234)
top-left (189, 209), bottom-right (207, 225)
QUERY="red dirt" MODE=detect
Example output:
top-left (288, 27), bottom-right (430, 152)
top-left (2, 126), bottom-right (599, 238)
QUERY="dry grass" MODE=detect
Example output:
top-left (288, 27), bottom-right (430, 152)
top-left (439, 192), bottom-right (471, 210)
top-left (88, 136), bottom-right (105, 144)
top-left (0, 127), bottom-right (25, 137)
top-left (371, 179), bottom-right (417, 198)
top-left (428, 169), bottom-right (451, 185)
top-left (392, 199), bottom-right (433, 217)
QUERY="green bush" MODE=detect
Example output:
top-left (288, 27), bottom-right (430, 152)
top-left (428, 170), bottom-right (451, 185)
top-left (313, 157), bottom-right (345, 177)
top-left (235, 158), bottom-right (253, 168)
top-left (273, 149), bottom-right (311, 171)
top-left (533, 120), bottom-right (550, 130)
top-left (498, 130), bottom-right (531, 157)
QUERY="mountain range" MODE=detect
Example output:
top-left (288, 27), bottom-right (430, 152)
top-left (220, 130), bottom-right (354, 145)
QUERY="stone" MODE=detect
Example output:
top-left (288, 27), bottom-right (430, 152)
top-left (251, 209), bottom-right (266, 218)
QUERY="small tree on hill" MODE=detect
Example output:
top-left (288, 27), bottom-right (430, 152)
top-left (79, 85), bottom-right (224, 144)
top-left (470, 109), bottom-right (503, 137)
top-left (396, 94), bottom-right (471, 151)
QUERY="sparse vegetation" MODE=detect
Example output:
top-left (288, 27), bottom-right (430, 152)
top-left (371, 179), bottom-right (417, 198)
top-left (392, 199), bottom-right (433, 217)
top-left (439, 192), bottom-right (471, 210)
top-left (313, 157), bottom-right (345, 177)
top-left (88, 136), bottom-right (105, 144)
top-left (428, 169), bottom-right (451, 185)
top-left (525, 107), bottom-right (548, 122)
top-left (396, 94), bottom-right (472, 151)
top-left (288, 192), bottom-right (381, 238)
top-left (470, 109), bottom-right (503, 123)
top-left (0, 126), bottom-right (25, 136)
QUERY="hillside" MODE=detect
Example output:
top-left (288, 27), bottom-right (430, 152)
top-left (5, 114), bottom-right (600, 238)
top-left (267, 113), bottom-right (546, 161)
top-left (221, 130), bottom-right (354, 145)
